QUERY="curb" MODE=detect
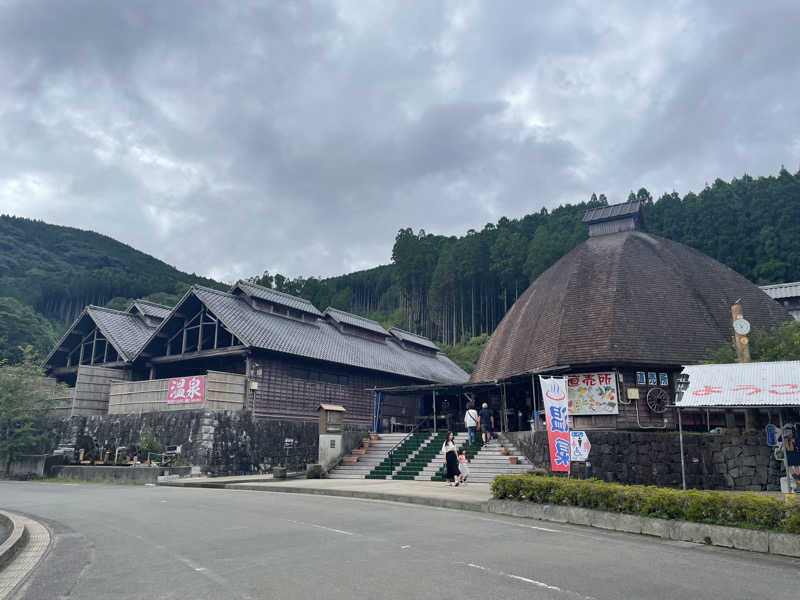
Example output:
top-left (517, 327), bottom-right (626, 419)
top-left (487, 499), bottom-right (800, 559)
top-left (0, 511), bottom-right (28, 571)
top-left (159, 480), bottom-right (489, 513)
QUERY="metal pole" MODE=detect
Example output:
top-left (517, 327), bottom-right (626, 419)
top-left (779, 411), bottom-right (793, 494)
top-left (531, 374), bottom-right (537, 432)
top-left (433, 390), bottom-right (437, 433)
top-left (678, 407), bottom-right (687, 490)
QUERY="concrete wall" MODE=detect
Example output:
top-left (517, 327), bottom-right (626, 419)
top-left (49, 410), bottom-right (370, 475)
top-left (108, 371), bottom-right (245, 414)
top-left (53, 465), bottom-right (159, 484)
top-left (505, 430), bottom-right (782, 492)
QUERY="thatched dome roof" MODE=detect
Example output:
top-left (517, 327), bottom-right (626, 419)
top-left (471, 230), bottom-right (791, 382)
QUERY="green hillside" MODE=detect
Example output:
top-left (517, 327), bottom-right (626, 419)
top-left (1, 167), bottom-right (798, 366)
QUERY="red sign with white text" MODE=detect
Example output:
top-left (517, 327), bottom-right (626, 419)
top-left (541, 376), bottom-right (570, 472)
top-left (167, 375), bottom-right (205, 404)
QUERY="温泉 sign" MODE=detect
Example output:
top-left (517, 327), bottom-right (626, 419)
top-left (567, 372), bottom-right (619, 415)
top-left (570, 431), bottom-right (591, 462)
top-left (167, 375), bottom-right (205, 405)
top-left (541, 376), bottom-right (570, 472)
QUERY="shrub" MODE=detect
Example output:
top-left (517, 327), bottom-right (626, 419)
top-left (491, 475), bottom-right (800, 533)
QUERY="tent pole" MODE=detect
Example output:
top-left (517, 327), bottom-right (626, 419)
top-left (433, 390), bottom-right (437, 433)
top-left (678, 407), bottom-right (687, 490)
top-left (779, 411), bottom-right (793, 494)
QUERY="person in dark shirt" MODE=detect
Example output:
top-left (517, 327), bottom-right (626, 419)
top-left (478, 403), bottom-right (494, 446)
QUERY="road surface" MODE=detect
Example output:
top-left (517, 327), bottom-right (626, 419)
top-left (1, 481), bottom-right (798, 599)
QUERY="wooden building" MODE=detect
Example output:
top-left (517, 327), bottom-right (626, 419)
top-left (45, 281), bottom-right (468, 424)
top-left (470, 201), bottom-right (792, 431)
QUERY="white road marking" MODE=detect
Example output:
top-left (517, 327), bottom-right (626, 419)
top-left (464, 562), bottom-right (599, 599)
top-left (401, 545), bottom-right (411, 549)
top-left (286, 519), bottom-right (355, 536)
top-left (473, 515), bottom-right (559, 532)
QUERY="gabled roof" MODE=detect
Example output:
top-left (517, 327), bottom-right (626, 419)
top-left (583, 201), bottom-right (641, 224)
top-left (138, 286), bottom-right (468, 384)
top-left (230, 280), bottom-right (323, 317)
top-left (388, 327), bottom-right (440, 351)
top-left (128, 299), bottom-right (171, 320)
top-left (44, 305), bottom-right (157, 367)
top-left (760, 282), bottom-right (800, 300)
top-left (324, 307), bottom-right (389, 336)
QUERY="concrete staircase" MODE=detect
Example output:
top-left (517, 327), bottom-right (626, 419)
top-left (327, 433), bottom-right (408, 479)
top-left (461, 438), bottom-right (530, 483)
top-left (413, 433), bottom-right (468, 480)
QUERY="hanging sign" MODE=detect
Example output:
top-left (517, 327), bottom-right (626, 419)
top-left (570, 431), bottom-right (591, 462)
top-left (541, 377), bottom-right (570, 472)
top-left (167, 375), bottom-right (205, 404)
top-left (566, 372), bottom-right (619, 415)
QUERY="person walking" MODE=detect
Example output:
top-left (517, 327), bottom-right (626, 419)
top-left (478, 402), bottom-right (494, 446)
top-left (457, 447), bottom-right (470, 485)
top-left (464, 403), bottom-right (479, 446)
top-left (442, 431), bottom-right (460, 486)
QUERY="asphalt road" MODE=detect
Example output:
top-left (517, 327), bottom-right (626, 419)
top-left (1, 481), bottom-right (798, 600)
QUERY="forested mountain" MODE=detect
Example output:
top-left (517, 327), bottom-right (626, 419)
top-left (1, 168), bottom-right (798, 367)
top-left (260, 168), bottom-right (800, 348)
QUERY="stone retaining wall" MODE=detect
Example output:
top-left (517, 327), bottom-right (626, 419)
top-left (48, 410), bottom-right (369, 475)
top-left (505, 430), bottom-right (781, 491)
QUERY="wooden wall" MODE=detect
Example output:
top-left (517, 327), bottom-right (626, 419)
top-left (249, 353), bottom-right (422, 423)
top-left (109, 370), bottom-right (245, 414)
top-left (72, 365), bottom-right (131, 416)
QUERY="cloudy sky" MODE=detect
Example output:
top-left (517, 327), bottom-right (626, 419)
top-left (1, 1), bottom-right (799, 282)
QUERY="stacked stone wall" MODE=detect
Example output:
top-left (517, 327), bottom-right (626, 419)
top-left (48, 411), bottom-right (369, 475)
top-left (505, 430), bottom-right (781, 491)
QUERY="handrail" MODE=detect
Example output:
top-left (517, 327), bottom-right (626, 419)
top-left (387, 425), bottom-right (418, 472)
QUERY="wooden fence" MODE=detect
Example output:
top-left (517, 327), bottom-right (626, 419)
top-left (108, 371), bottom-right (245, 414)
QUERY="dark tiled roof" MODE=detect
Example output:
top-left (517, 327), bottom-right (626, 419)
top-left (174, 286), bottom-right (467, 383)
top-left (129, 299), bottom-right (171, 320)
top-left (86, 306), bottom-right (158, 361)
top-left (324, 307), bottom-right (389, 336)
top-left (472, 231), bottom-right (792, 382)
top-left (583, 201), bottom-right (641, 224)
top-left (388, 327), bottom-right (440, 351)
top-left (45, 305), bottom-right (158, 367)
top-left (231, 280), bottom-right (323, 316)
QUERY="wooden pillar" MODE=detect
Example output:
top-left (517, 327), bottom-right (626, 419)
top-left (432, 390), bottom-right (437, 433)
top-left (732, 302), bottom-right (758, 431)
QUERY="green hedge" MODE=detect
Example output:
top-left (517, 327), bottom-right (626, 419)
top-left (491, 475), bottom-right (800, 533)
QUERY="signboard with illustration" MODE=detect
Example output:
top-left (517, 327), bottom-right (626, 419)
top-left (167, 375), bottom-right (205, 405)
top-left (570, 431), bottom-right (591, 461)
top-left (540, 376), bottom-right (570, 472)
top-left (566, 372), bottom-right (619, 415)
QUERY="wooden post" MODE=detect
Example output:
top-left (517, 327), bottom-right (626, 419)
top-left (432, 390), bottom-right (437, 433)
top-left (732, 302), bottom-right (758, 431)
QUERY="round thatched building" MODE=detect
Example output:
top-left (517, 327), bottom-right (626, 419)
top-left (472, 201), bottom-right (791, 430)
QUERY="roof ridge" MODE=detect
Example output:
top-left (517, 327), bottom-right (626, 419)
top-left (235, 279), bottom-right (317, 305)
top-left (134, 299), bottom-right (171, 309)
top-left (87, 305), bottom-right (137, 316)
top-left (325, 306), bottom-right (381, 323)
top-left (388, 326), bottom-right (432, 340)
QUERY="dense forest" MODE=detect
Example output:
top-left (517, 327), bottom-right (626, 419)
top-left (255, 168), bottom-right (800, 348)
top-left (1, 168), bottom-right (798, 367)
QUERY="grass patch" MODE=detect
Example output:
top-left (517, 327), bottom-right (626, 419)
top-left (492, 475), bottom-right (800, 533)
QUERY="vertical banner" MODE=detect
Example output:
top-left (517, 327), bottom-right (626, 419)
top-left (540, 376), bottom-right (570, 472)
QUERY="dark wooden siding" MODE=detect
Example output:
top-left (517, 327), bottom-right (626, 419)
top-left (250, 353), bottom-right (422, 423)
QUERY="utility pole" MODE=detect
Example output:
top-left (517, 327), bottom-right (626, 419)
top-left (731, 301), bottom-right (757, 431)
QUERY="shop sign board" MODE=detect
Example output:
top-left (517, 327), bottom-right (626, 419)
top-left (566, 372), bottom-right (619, 415)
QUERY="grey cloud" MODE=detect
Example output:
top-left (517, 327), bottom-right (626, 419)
top-left (1, 1), bottom-right (798, 281)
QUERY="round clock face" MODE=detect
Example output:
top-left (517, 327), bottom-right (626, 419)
top-left (733, 318), bottom-right (751, 335)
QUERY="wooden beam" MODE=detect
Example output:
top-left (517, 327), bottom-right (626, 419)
top-left (149, 345), bottom-right (249, 364)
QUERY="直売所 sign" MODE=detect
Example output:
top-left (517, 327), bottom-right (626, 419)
top-left (567, 372), bottom-right (619, 415)
top-left (167, 375), bottom-right (205, 405)
top-left (541, 376), bottom-right (570, 472)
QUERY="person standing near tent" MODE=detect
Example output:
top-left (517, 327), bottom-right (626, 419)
top-left (478, 402), bottom-right (494, 445)
top-left (464, 403), bottom-right (479, 445)
top-left (442, 431), bottom-right (460, 486)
